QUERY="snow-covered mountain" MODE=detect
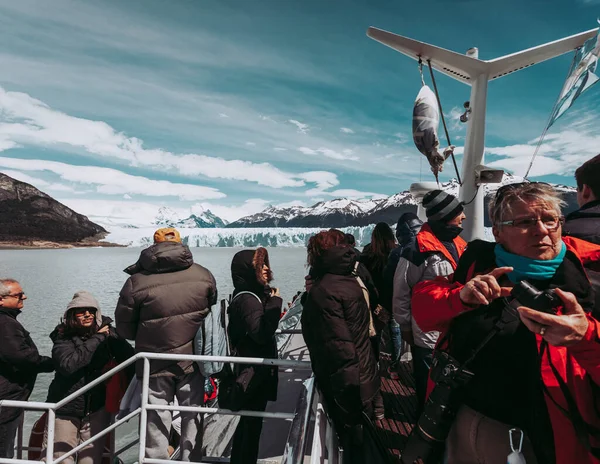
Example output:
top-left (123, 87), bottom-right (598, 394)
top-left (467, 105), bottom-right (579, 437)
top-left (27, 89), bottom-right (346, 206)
top-left (154, 206), bottom-right (227, 228)
top-left (228, 175), bottom-right (578, 228)
top-left (227, 196), bottom-right (409, 228)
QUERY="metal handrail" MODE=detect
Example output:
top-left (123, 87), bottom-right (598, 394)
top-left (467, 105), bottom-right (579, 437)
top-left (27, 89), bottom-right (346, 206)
top-left (0, 352), bottom-right (312, 464)
top-left (280, 377), bottom-right (316, 464)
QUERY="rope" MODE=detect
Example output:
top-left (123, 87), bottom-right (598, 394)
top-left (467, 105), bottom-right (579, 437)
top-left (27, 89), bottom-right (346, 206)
top-left (418, 57), bottom-right (426, 87)
top-left (524, 49), bottom-right (579, 179)
top-left (427, 60), bottom-right (462, 185)
top-left (461, 184), bottom-right (481, 206)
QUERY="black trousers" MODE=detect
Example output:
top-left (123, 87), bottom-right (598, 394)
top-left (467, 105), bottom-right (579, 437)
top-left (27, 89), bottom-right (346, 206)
top-left (230, 394), bottom-right (269, 464)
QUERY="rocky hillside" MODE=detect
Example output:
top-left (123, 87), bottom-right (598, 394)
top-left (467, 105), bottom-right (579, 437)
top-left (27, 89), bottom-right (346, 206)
top-left (0, 173), bottom-right (107, 243)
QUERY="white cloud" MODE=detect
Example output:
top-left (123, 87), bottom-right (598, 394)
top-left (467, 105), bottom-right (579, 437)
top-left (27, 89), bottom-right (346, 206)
top-left (0, 86), bottom-right (341, 190)
top-left (245, 141), bottom-right (256, 146)
top-left (60, 198), bottom-right (171, 228)
top-left (297, 146), bottom-right (359, 161)
top-left (484, 124), bottom-right (600, 177)
top-left (219, 113), bottom-right (229, 118)
top-left (1, 169), bottom-right (80, 193)
top-left (305, 188), bottom-right (386, 199)
top-left (340, 127), bottom-right (354, 134)
top-left (273, 147), bottom-right (287, 152)
top-left (289, 119), bottom-right (309, 133)
top-left (0, 157), bottom-right (225, 200)
top-left (297, 171), bottom-right (340, 192)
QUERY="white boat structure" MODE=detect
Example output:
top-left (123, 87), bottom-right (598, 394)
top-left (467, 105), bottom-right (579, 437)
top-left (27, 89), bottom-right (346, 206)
top-left (1, 25), bottom-right (598, 464)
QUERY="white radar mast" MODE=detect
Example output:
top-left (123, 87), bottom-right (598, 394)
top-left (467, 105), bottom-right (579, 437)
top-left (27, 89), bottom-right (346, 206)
top-left (367, 26), bottom-right (598, 241)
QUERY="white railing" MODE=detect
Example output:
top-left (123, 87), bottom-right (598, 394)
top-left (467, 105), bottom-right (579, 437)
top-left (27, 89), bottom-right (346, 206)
top-left (0, 351), bottom-right (311, 464)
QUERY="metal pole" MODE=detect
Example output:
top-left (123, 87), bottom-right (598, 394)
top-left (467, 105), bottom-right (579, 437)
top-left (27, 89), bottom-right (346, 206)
top-left (46, 409), bottom-right (55, 464)
top-left (16, 413), bottom-right (24, 459)
top-left (139, 358), bottom-right (151, 464)
top-left (459, 73), bottom-right (489, 241)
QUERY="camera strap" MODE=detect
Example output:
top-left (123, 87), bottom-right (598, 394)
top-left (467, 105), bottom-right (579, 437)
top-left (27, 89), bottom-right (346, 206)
top-left (539, 340), bottom-right (600, 458)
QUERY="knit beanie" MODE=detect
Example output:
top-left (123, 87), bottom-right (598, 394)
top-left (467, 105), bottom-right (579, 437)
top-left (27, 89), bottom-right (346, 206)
top-left (422, 190), bottom-right (464, 223)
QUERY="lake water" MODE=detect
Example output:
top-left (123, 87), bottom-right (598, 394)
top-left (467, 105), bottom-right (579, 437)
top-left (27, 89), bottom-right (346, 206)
top-left (0, 247), bottom-right (309, 462)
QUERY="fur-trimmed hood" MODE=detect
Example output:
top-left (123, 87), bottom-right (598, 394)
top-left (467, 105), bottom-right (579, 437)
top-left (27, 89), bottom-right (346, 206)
top-left (231, 247), bottom-right (273, 295)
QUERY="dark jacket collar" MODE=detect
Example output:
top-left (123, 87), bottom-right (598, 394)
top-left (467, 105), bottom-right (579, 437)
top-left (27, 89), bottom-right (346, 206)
top-left (124, 241), bottom-right (194, 275)
top-left (0, 307), bottom-right (21, 319)
top-left (416, 223), bottom-right (467, 268)
top-left (566, 200), bottom-right (600, 220)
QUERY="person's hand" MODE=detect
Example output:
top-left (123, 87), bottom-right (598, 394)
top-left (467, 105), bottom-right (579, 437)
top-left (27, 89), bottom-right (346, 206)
top-left (459, 267), bottom-right (513, 306)
top-left (518, 288), bottom-right (589, 347)
top-left (304, 275), bottom-right (313, 293)
top-left (401, 330), bottom-right (415, 346)
top-left (270, 287), bottom-right (280, 297)
top-left (98, 325), bottom-right (110, 336)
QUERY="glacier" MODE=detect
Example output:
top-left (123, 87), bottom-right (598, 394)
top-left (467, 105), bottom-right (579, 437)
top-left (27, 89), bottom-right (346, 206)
top-left (104, 224), bottom-right (496, 247)
top-left (104, 225), bottom-right (378, 247)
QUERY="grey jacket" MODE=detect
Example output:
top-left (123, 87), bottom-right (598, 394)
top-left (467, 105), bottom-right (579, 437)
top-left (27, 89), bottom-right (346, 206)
top-left (115, 241), bottom-right (217, 377)
top-left (392, 224), bottom-right (466, 349)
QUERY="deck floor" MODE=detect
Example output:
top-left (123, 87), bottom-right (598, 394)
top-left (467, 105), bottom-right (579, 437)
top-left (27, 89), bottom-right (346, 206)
top-left (375, 352), bottom-right (418, 462)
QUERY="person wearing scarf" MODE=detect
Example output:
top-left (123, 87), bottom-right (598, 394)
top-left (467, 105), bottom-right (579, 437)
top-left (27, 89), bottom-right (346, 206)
top-left (411, 182), bottom-right (600, 464)
top-left (392, 190), bottom-right (467, 415)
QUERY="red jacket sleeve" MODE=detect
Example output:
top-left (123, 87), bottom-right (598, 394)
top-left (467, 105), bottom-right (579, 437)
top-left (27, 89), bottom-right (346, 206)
top-left (569, 315), bottom-right (600, 386)
top-left (412, 277), bottom-right (470, 332)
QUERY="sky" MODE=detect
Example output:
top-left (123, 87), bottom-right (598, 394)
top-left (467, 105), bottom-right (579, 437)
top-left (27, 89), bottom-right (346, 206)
top-left (1, 0), bottom-right (599, 226)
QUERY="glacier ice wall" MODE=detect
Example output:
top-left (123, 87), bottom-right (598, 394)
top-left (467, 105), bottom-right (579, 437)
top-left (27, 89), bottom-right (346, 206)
top-left (104, 225), bottom-right (377, 248)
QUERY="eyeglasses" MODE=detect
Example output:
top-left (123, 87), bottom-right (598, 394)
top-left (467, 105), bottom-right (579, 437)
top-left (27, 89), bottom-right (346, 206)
top-left (498, 215), bottom-right (565, 231)
top-left (74, 308), bottom-right (97, 317)
top-left (1, 292), bottom-right (25, 300)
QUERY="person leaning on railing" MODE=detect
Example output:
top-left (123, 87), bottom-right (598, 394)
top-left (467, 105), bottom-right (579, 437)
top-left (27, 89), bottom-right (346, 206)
top-left (44, 291), bottom-right (134, 464)
top-left (411, 182), bottom-right (600, 464)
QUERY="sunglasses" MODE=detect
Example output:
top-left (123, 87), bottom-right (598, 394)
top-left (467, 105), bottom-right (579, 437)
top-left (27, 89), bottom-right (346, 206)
top-left (493, 181), bottom-right (552, 203)
top-left (74, 308), bottom-right (97, 317)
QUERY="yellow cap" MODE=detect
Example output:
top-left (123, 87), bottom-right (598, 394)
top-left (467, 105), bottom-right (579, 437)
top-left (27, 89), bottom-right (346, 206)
top-left (153, 228), bottom-right (181, 244)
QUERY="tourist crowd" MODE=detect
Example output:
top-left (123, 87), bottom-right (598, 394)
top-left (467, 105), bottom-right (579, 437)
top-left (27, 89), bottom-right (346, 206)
top-left (1, 154), bottom-right (600, 463)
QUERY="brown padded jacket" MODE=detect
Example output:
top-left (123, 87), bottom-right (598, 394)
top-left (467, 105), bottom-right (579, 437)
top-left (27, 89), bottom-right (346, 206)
top-left (115, 241), bottom-right (217, 377)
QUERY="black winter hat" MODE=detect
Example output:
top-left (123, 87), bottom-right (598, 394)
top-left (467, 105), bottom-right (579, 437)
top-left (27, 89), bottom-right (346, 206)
top-left (422, 190), bottom-right (464, 223)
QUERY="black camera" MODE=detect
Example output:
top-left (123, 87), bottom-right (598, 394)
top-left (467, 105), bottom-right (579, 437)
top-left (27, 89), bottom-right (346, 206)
top-left (400, 352), bottom-right (473, 464)
top-left (509, 280), bottom-right (560, 315)
top-left (400, 280), bottom-right (560, 464)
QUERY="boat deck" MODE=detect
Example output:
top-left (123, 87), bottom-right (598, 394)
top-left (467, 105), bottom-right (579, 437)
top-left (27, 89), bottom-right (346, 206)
top-left (376, 357), bottom-right (418, 461)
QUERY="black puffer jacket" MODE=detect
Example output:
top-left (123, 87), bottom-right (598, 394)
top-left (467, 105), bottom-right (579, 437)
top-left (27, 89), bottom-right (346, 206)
top-left (46, 316), bottom-right (135, 418)
top-left (383, 214), bottom-right (423, 290)
top-left (301, 245), bottom-right (380, 424)
top-left (564, 200), bottom-right (600, 245)
top-left (227, 249), bottom-right (282, 402)
top-left (0, 308), bottom-right (54, 424)
top-left (116, 241), bottom-right (217, 376)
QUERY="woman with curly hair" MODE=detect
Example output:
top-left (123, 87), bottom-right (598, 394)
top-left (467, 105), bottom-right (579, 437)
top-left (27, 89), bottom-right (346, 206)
top-left (228, 247), bottom-right (282, 464)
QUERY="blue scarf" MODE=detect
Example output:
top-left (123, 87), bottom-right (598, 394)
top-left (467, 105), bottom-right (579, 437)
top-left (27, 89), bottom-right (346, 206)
top-left (494, 241), bottom-right (567, 283)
